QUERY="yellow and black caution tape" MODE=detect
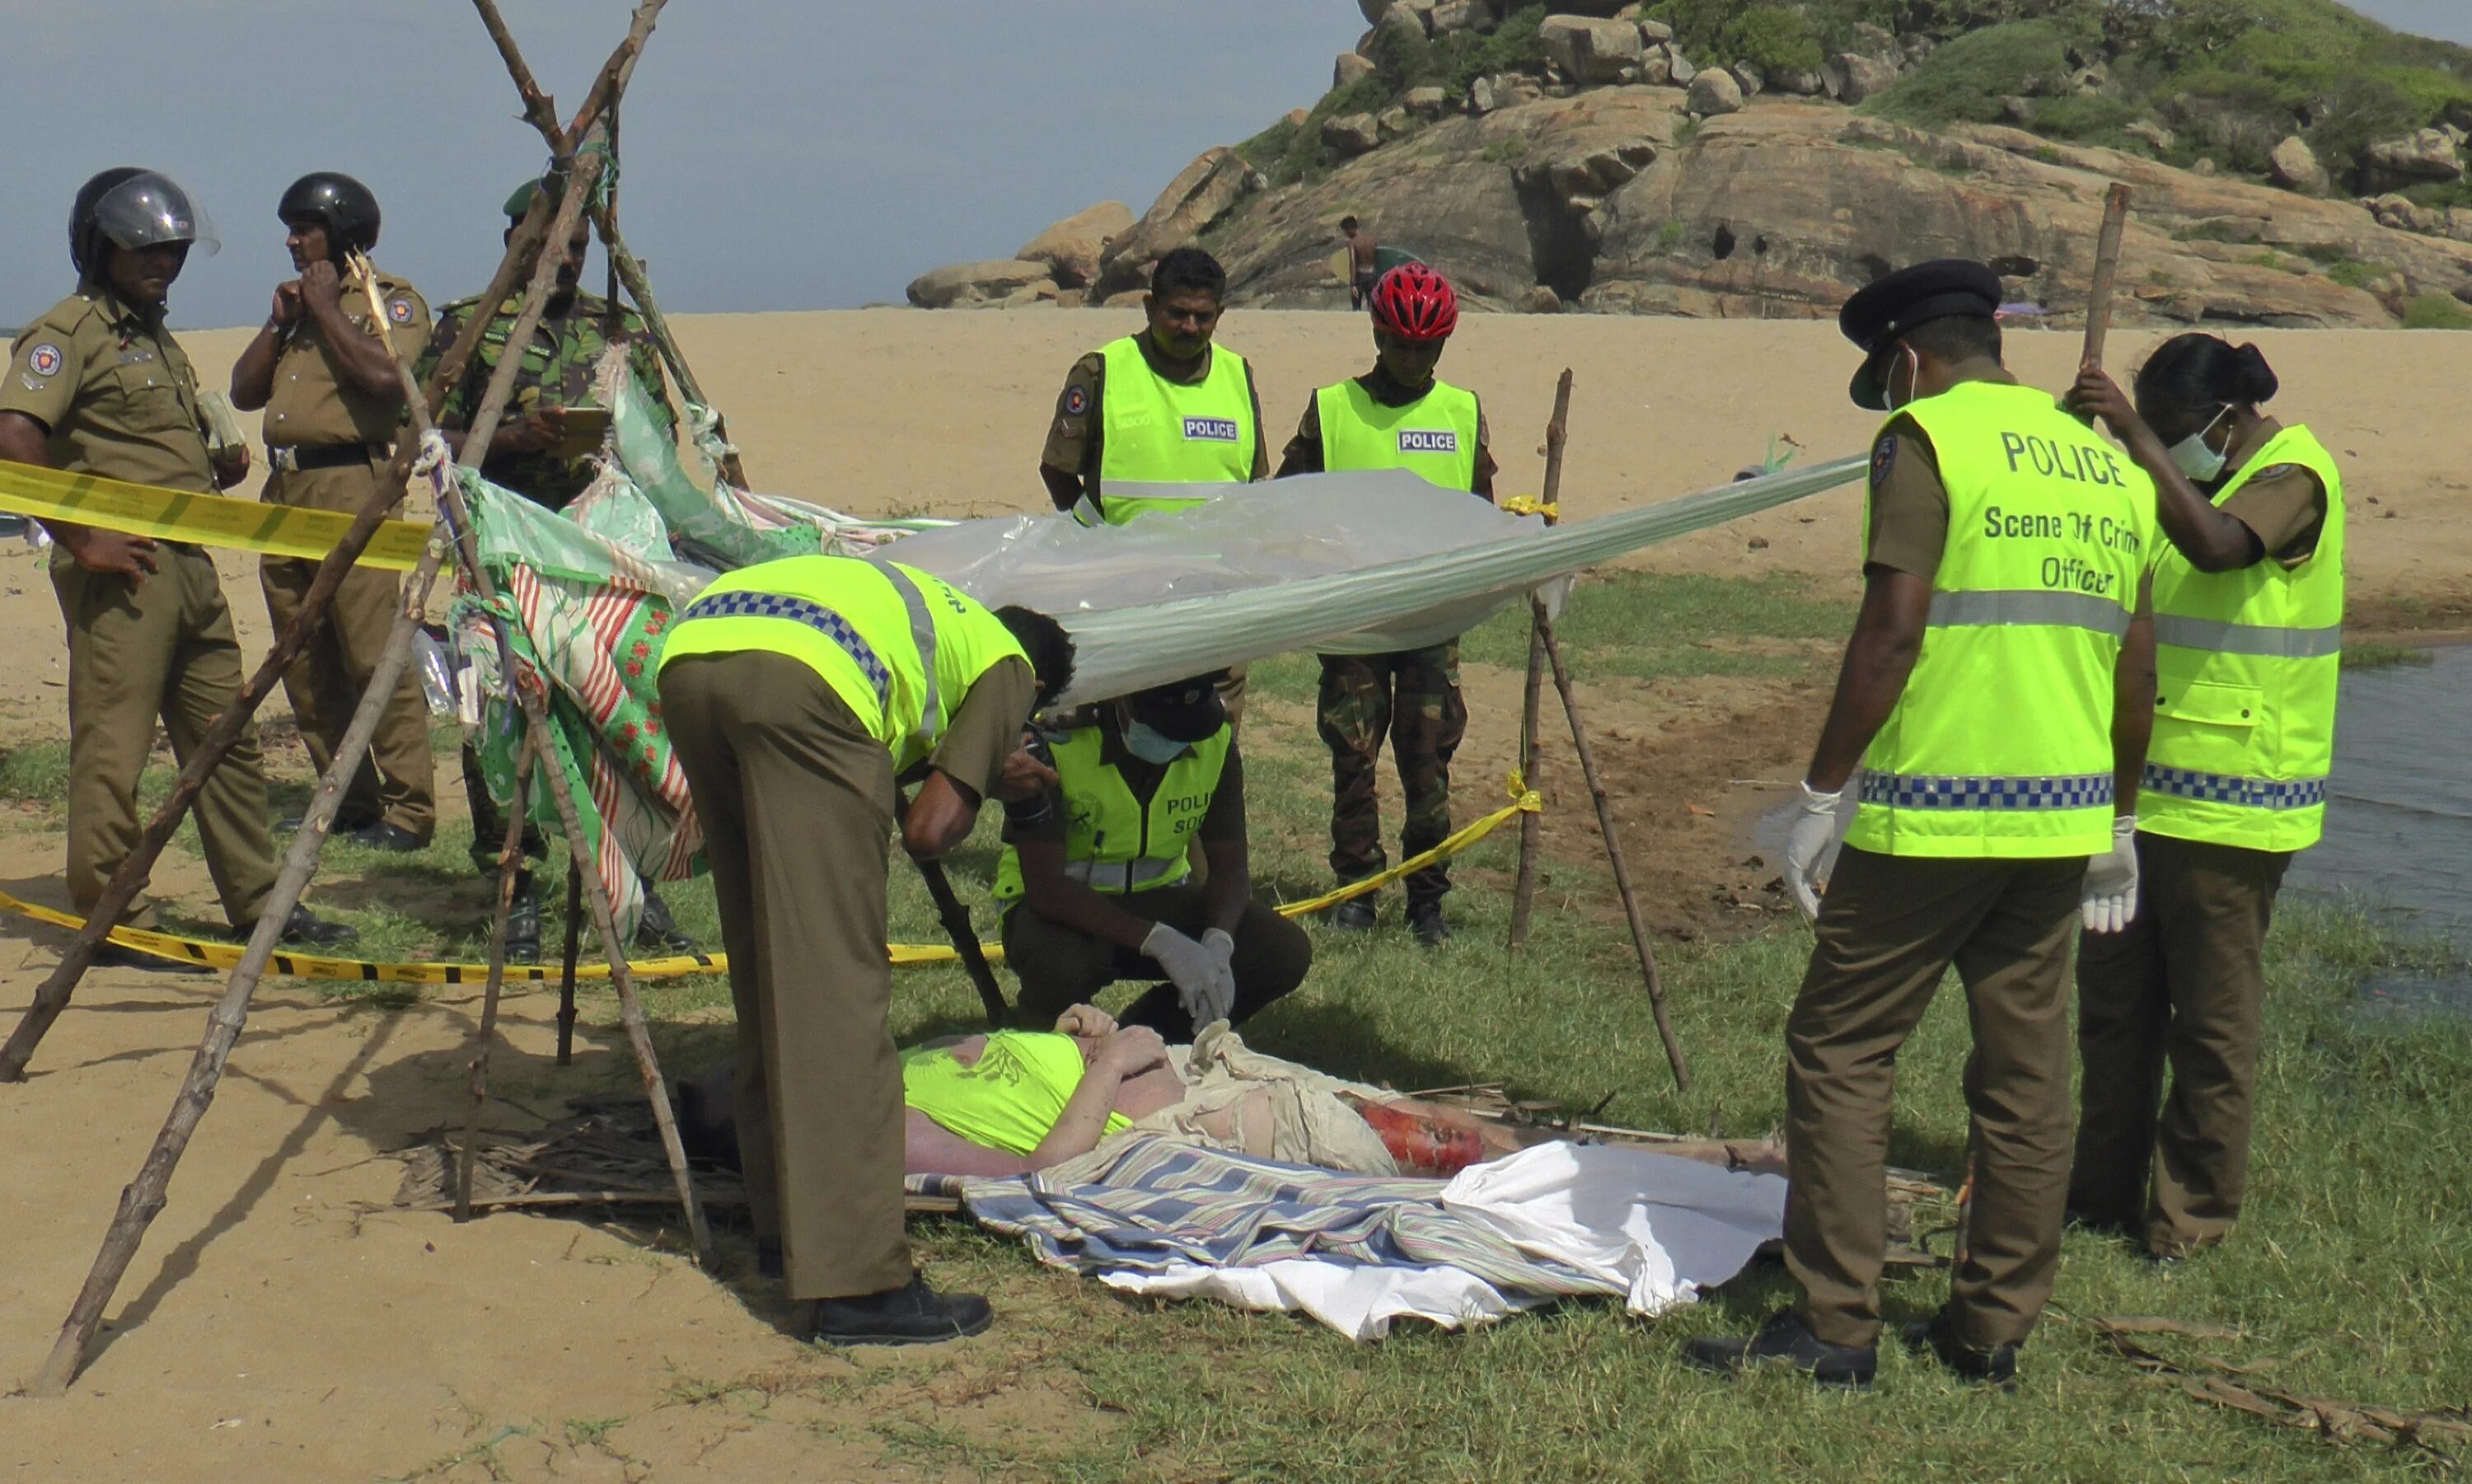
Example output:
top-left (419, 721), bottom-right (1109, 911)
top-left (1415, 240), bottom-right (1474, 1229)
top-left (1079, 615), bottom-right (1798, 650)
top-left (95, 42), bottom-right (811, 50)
top-left (0, 459), bottom-right (432, 569)
top-left (0, 777), bottom-right (1543, 984)
top-left (1499, 495), bottom-right (1558, 519)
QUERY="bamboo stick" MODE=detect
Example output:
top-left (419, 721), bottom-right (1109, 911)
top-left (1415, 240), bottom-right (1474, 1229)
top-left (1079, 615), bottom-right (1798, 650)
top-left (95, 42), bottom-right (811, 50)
top-left (0, 194), bottom-right (557, 1084)
top-left (23, 535), bottom-right (451, 1396)
top-left (590, 211), bottom-right (747, 489)
top-left (1540, 619), bottom-right (1691, 1091)
top-left (455, 731), bottom-right (538, 1221)
top-left (2081, 183), bottom-right (2134, 370)
top-left (556, 859), bottom-right (583, 1065)
top-left (1507, 369), bottom-right (1572, 952)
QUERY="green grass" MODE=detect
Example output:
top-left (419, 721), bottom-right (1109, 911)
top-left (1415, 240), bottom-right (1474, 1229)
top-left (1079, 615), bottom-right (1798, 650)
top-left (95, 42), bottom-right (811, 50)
top-left (2402, 293), bottom-right (2472, 330)
top-left (2342, 642), bottom-right (2436, 670)
top-left (73, 566), bottom-right (2472, 1479)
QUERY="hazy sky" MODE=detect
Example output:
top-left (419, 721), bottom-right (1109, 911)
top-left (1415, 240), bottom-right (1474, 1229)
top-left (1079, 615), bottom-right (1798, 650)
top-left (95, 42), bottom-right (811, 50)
top-left (2, 0), bottom-right (2461, 330)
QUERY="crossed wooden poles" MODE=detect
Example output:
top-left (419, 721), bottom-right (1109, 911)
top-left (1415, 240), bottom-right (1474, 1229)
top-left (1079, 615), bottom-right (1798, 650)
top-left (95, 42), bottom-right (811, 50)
top-left (3, 0), bottom-right (730, 1397)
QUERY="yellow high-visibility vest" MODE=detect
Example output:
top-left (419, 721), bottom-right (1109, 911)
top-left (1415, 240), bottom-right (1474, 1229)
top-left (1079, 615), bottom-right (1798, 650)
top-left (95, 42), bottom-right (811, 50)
top-left (658, 555), bottom-right (1026, 773)
top-left (1084, 335), bottom-right (1255, 525)
top-left (1844, 380), bottom-right (2156, 858)
top-left (993, 720), bottom-right (1232, 902)
top-left (2140, 424), bottom-right (2343, 851)
top-left (1315, 377), bottom-right (1481, 492)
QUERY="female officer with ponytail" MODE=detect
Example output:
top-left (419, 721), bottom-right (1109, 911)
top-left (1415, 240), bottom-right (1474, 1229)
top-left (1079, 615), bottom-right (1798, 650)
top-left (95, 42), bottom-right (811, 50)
top-left (2063, 335), bottom-right (2343, 1260)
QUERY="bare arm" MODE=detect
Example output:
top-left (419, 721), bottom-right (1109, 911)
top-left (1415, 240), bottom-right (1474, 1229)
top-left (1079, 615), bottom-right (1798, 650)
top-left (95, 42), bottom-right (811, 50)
top-left (901, 767), bottom-right (982, 860)
top-left (2065, 367), bottom-right (2259, 573)
top-left (1805, 567), bottom-right (1933, 790)
top-left (2111, 572), bottom-right (2156, 816)
top-left (298, 264), bottom-right (403, 401)
top-left (228, 322), bottom-right (283, 411)
top-left (1016, 835), bottom-right (1160, 953)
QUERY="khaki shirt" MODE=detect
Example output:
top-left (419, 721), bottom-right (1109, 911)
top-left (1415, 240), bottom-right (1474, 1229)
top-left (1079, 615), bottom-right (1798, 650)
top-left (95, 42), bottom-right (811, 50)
top-left (0, 287), bottom-right (217, 493)
top-left (263, 268), bottom-right (431, 448)
top-left (1039, 330), bottom-right (1269, 483)
top-left (928, 656), bottom-right (1038, 803)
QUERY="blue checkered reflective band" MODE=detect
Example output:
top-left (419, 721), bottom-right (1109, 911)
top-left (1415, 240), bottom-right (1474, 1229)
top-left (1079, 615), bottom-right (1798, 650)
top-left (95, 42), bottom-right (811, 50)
top-left (1860, 772), bottom-right (2114, 811)
top-left (678, 591), bottom-right (891, 709)
top-left (2142, 765), bottom-right (2327, 811)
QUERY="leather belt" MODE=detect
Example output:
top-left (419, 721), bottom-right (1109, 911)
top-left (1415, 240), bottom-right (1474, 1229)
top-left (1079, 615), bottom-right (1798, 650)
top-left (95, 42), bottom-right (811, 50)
top-left (269, 442), bottom-right (377, 474)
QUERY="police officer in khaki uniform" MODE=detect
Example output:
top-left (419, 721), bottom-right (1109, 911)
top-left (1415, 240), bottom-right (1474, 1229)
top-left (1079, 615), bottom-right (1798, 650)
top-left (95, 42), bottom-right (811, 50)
top-left (658, 555), bottom-right (1075, 1343)
top-left (0, 169), bottom-right (353, 960)
top-left (1683, 262), bottom-right (2155, 1388)
top-left (229, 172), bottom-right (437, 852)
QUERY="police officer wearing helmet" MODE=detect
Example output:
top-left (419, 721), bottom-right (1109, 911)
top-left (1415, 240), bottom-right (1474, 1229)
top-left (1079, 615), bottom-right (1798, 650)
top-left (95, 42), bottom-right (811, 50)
top-left (1683, 261), bottom-right (2157, 1388)
top-left (229, 171), bottom-right (438, 854)
top-left (2062, 337), bottom-right (2343, 1261)
top-left (1277, 263), bottom-right (1496, 948)
top-left (996, 672), bottom-right (1313, 1039)
top-left (0, 170), bottom-right (355, 959)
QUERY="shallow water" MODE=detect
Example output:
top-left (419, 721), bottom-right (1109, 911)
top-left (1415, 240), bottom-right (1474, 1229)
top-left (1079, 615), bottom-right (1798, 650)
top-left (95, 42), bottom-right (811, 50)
top-left (2287, 646), bottom-right (2472, 946)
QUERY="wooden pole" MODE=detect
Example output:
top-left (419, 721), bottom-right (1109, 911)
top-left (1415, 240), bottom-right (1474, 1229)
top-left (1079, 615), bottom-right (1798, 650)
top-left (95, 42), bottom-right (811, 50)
top-left (454, 730), bottom-right (537, 1221)
top-left (1540, 620), bottom-right (1691, 1092)
top-left (0, 194), bottom-right (559, 1084)
top-left (590, 210), bottom-right (748, 489)
top-left (23, 535), bottom-right (451, 1396)
top-left (1507, 369), bottom-right (1572, 952)
top-left (555, 859), bottom-right (583, 1065)
top-left (2081, 183), bottom-right (2134, 369)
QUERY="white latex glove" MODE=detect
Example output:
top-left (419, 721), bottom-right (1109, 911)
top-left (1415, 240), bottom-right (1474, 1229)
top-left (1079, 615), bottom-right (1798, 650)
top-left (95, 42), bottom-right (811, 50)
top-left (1141, 922), bottom-right (1222, 1024)
top-left (2081, 815), bottom-right (2142, 934)
top-left (1197, 927), bottom-right (1238, 1028)
top-left (1782, 781), bottom-right (1849, 921)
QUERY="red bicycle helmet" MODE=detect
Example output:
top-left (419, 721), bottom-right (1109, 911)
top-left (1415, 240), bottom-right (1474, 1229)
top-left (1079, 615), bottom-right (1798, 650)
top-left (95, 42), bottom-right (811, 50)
top-left (1369, 263), bottom-right (1458, 341)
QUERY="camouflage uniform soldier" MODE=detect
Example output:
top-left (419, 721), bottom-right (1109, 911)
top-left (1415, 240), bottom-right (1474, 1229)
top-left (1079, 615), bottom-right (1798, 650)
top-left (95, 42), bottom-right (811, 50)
top-left (415, 177), bottom-right (681, 959)
top-left (1276, 264), bottom-right (1495, 947)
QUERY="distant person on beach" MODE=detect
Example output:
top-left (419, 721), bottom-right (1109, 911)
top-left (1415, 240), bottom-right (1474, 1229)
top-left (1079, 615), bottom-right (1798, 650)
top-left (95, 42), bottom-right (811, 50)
top-left (2062, 335), bottom-right (2343, 1262)
top-left (0, 169), bottom-right (356, 964)
top-left (418, 175), bottom-right (687, 962)
top-left (1683, 260), bottom-right (2156, 1389)
top-left (1342, 217), bottom-right (1379, 311)
top-left (1276, 264), bottom-right (1493, 948)
top-left (228, 172), bottom-right (438, 858)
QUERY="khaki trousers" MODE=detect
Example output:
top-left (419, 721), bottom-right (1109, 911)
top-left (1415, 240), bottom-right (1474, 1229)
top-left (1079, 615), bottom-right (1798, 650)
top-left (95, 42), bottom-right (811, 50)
top-left (1784, 845), bottom-right (2085, 1350)
top-left (2071, 831), bottom-right (2290, 1256)
top-left (261, 462), bottom-right (436, 837)
top-left (51, 545), bottom-right (276, 928)
top-left (660, 651), bottom-right (910, 1301)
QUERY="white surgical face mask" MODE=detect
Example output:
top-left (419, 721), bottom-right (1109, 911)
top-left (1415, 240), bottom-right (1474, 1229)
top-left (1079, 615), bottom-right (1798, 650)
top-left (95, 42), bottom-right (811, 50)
top-left (1884, 344), bottom-right (1920, 412)
top-left (2165, 405), bottom-right (2234, 482)
top-left (1122, 720), bottom-right (1190, 765)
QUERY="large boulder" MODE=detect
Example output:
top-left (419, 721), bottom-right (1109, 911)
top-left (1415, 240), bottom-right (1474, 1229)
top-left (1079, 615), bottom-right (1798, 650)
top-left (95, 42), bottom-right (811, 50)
top-left (1771, 67), bottom-right (1825, 97)
top-left (1324, 112), bottom-right (1383, 156)
top-left (1377, 1), bottom-right (1429, 42)
top-left (2361, 129), bottom-right (2465, 192)
top-left (1353, 0), bottom-right (1390, 23)
top-left (1405, 85), bottom-right (1451, 119)
top-left (1539, 15), bottom-right (1645, 85)
top-left (2268, 136), bottom-right (2327, 196)
top-left (1431, 0), bottom-right (1495, 32)
top-left (1687, 68), bottom-right (1744, 117)
top-left (1093, 147), bottom-right (1260, 297)
top-left (1335, 51), bottom-right (1376, 90)
top-left (1824, 52), bottom-right (1898, 105)
top-left (906, 259), bottom-right (1053, 309)
top-left (1014, 200), bottom-right (1135, 290)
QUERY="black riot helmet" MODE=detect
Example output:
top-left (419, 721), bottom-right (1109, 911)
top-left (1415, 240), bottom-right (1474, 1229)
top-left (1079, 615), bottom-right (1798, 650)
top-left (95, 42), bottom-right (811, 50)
top-left (279, 171), bottom-right (382, 260)
top-left (72, 166), bottom-right (217, 279)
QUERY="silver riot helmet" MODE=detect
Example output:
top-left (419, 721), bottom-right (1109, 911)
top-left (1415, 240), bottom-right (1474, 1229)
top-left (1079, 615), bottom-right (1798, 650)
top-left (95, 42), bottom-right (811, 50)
top-left (70, 168), bottom-right (218, 277)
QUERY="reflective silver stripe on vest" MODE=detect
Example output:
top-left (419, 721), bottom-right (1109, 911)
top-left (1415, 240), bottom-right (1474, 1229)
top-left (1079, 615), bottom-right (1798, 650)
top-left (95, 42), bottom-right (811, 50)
top-left (881, 565), bottom-right (942, 745)
top-left (2152, 615), bottom-right (2343, 659)
top-left (1927, 589), bottom-right (2131, 639)
top-left (1064, 856), bottom-right (1181, 892)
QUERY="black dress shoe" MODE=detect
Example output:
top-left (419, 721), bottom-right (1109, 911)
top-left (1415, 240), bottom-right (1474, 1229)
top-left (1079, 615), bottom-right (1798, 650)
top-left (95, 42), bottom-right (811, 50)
top-left (808, 1274), bottom-right (992, 1346)
top-left (279, 906), bottom-right (358, 949)
top-left (1327, 896), bottom-right (1378, 931)
top-left (1407, 901), bottom-right (1451, 948)
top-left (1902, 1310), bottom-right (2019, 1385)
top-left (345, 821), bottom-right (430, 854)
top-left (634, 885), bottom-right (696, 954)
top-left (1682, 1309), bottom-right (1877, 1388)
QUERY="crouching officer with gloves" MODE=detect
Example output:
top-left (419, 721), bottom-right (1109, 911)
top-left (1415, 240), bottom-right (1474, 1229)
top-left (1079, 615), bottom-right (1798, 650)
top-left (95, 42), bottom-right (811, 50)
top-left (996, 673), bottom-right (1312, 1041)
top-left (1684, 260), bottom-right (2156, 1388)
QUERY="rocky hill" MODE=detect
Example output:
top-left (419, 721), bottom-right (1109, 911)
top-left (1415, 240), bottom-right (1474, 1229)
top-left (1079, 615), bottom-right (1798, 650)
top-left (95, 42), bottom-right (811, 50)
top-left (912, 0), bottom-right (2472, 328)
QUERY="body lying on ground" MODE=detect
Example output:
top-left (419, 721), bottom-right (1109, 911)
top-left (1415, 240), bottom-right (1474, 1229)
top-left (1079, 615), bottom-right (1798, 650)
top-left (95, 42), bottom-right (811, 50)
top-left (677, 1004), bottom-right (1540, 1181)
